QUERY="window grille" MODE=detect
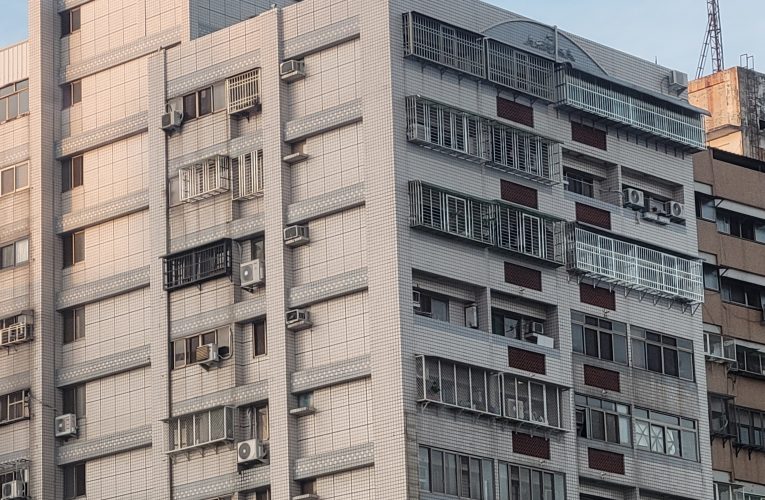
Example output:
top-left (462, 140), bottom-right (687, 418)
top-left (486, 39), bottom-right (556, 101)
top-left (179, 155), bottom-right (230, 202)
top-left (232, 150), bottom-right (264, 200)
top-left (169, 406), bottom-right (234, 452)
top-left (226, 69), bottom-right (260, 115)
top-left (163, 240), bottom-right (232, 291)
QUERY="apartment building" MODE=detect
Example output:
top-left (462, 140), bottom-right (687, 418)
top-left (0, 0), bottom-right (713, 499)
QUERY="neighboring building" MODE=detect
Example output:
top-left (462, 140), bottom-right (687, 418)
top-left (0, 0), bottom-right (712, 499)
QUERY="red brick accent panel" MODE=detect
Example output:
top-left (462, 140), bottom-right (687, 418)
top-left (500, 180), bottom-right (538, 209)
top-left (583, 365), bottom-right (621, 392)
top-left (588, 448), bottom-right (625, 475)
top-left (575, 203), bottom-right (611, 230)
top-left (508, 347), bottom-right (546, 375)
top-left (497, 97), bottom-right (534, 128)
top-left (504, 262), bottom-right (542, 291)
top-left (571, 122), bottom-right (607, 150)
top-left (579, 283), bottom-right (616, 310)
top-left (513, 433), bottom-right (550, 459)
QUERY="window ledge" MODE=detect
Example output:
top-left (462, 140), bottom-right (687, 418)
top-left (0, 416), bottom-right (29, 427)
top-left (167, 437), bottom-right (234, 455)
top-left (290, 406), bottom-right (316, 417)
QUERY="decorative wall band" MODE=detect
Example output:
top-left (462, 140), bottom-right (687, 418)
top-left (172, 466), bottom-right (269, 500)
top-left (284, 16), bottom-right (361, 60)
top-left (59, 0), bottom-right (95, 13)
top-left (288, 268), bottom-right (368, 309)
top-left (56, 265), bottom-right (150, 310)
top-left (0, 372), bottom-right (30, 396)
top-left (170, 296), bottom-right (267, 341)
top-left (169, 213), bottom-right (265, 255)
top-left (57, 425), bottom-right (152, 465)
top-left (167, 50), bottom-right (261, 98)
top-left (61, 27), bottom-right (182, 83)
top-left (283, 99), bottom-right (363, 143)
top-left (56, 345), bottom-right (150, 388)
top-left (0, 218), bottom-right (29, 245)
top-left (293, 442), bottom-right (374, 480)
top-left (0, 143), bottom-right (28, 169)
top-left (291, 354), bottom-right (371, 394)
top-left (0, 449), bottom-right (28, 467)
top-left (171, 380), bottom-right (268, 418)
top-left (56, 112), bottom-right (149, 159)
top-left (57, 190), bottom-right (149, 234)
top-left (167, 131), bottom-right (263, 178)
top-left (286, 182), bottom-right (366, 225)
top-left (0, 295), bottom-right (29, 320)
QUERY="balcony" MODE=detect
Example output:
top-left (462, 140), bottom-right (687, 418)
top-left (415, 355), bottom-right (564, 430)
top-left (409, 180), bottom-right (564, 266)
top-left (565, 224), bottom-right (704, 303)
top-left (486, 39), bottom-right (556, 101)
top-left (163, 239), bottom-right (232, 291)
top-left (558, 69), bottom-right (706, 150)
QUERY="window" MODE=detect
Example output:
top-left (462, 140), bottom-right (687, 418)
top-left (735, 406), bottom-right (765, 449)
top-left (497, 462), bottom-right (566, 500)
top-left (63, 231), bottom-right (85, 268)
top-left (709, 394), bottom-right (734, 437)
top-left (227, 69), bottom-right (261, 114)
top-left (63, 308), bottom-right (85, 344)
top-left (491, 308), bottom-right (544, 343)
top-left (721, 277), bottom-right (763, 309)
top-left (0, 80), bottom-right (29, 123)
top-left (163, 240), bottom-right (232, 291)
top-left (695, 193), bottom-right (716, 221)
top-left (300, 480), bottom-right (316, 495)
top-left (178, 155), bottom-right (230, 202)
top-left (169, 406), bottom-right (234, 451)
top-left (716, 209), bottom-right (765, 243)
top-left (703, 263), bottom-right (719, 291)
top-left (0, 239), bottom-right (29, 269)
top-left (571, 311), bottom-right (628, 364)
top-left (61, 7), bottom-right (81, 36)
top-left (503, 374), bottom-right (561, 428)
top-left (182, 84), bottom-right (225, 120)
top-left (172, 328), bottom-right (231, 369)
top-left (63, 463), bottom-right (86, 499)
top-left (575, 394), bottom-right (630, 446)
top-left (704, 331), bottom-right (735, 361)
top-left (631, 327), bottom-right (694, 381)
top-left (0, 390), bottom-right (29, 424)
top-left (633, 408), bottom-right (698, 461)
top-left (714, 483), bottom-right (744, 500)
top-left (62, 156), bottom-right (84, 192)
top-left (419, 446), bottom-right (494, 499)
top-left (297, 392), bottom-right (313, 409)
top-left (63, 80), bottom-right (82, 109)
top-left (735, 344), bottom-right (765, 376)
top-left (232, 150), bottom-right (265, 200)
top-left (255, 490), bottom-right (271, 500)
top-left (244, 404), bottom-right (269, 441)
top-left (62, 384), bottom-right (86, 417)
top-left (0, 162), bottom-right (28, 196)
top-left (253, 320), bottom-right (267, 357)
top-left (414, 289), bottom-right (449, 322)
top-left (564, 169), bottom-right (595, 198)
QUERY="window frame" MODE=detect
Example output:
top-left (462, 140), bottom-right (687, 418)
top-left (498, 461), bottom-right (566, 500)
top-left (0, 80), bottom-right (29, 123)
top-left (419, 445), bottom-right (494, 499)
top-left (61, 7), bottom-right (82, 37)
top-left (253, 319), bottom-right (267, 357)
top-left (563, 168), bottom-right (596, 198)
top-left (575, 394), bottom-right (631, 446)
top-left (181, 84), bottom-right (225, 121)
top-left (172, 327), bottom-right (231, 369)
top-left (735, 405), bottom-right (765, 449)
top-left (244, 403), bottom-right (269, 441)
top-left (633, 407), bottom-right (698, 461)
top-left (62, 155), bottom-right (84, 192)
top-left (716, 208), bottom-right (765, 244)
top-left (631, 326), bottom-right (695, 381)
top-left (0, 161), bottom-right (29, 196)
top-left (63, 307), bottom-right (85, 344)
top-left (414, 288), bottom-right (450, 322)
top-left (735, 344), bottom-right (765, 377)
top-left (491, 307), bottom-right (544, 342)
top-left (0, 238), bottom-right (29, 269)
top-left (571, 311), bottom-right (628, 364)
top-left (63, 462), bottom-right (86, 500)
top-left (63, 231), bottom-right (85, 268)
top-left (63, 80), bottom-right (82, 109)
top-left (695, 192), bottom-right (716, 221)
top-left (169, 406), bottom-right (234, 452)
top-left (708, 394), bottom-right (734, 437)
top-left (0, 389), bottom-right (29, 425)
top-left (721, 277), bottom-right (764, 309)
top-left (62, 384), bottom-right (86, 418)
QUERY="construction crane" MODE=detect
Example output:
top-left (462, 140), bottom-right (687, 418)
top-left (696, 0), bottom-right (725, 78)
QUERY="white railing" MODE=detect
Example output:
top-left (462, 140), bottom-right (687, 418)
top-left (559, 70), bottom-right (705, 149)
top-left (406, 96), bottom-right (561, 184)
top-left (566, 225), bottom-right (704, 303)
top-left (486, 39), bottom-right (556, 101)
top-left (703, 332), bottom-right (737, 363)
top-left (0, 322), bottom-right (31, 346)
top-left (232, 150), bottom-right (264, 200)
top-left (226, 69), bottom-right (260, 115)
top-left (179, 155), bottom-right (230, 203)
top-left (169, 406), bottom-right (234, 453)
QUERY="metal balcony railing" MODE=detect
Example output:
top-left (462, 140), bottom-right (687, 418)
top-left (0, 322), bottom-right (31, 346)
top-left (565, 224), bottom-right (704, 303)
top-left (179, 155), bottom-right (231, 203)
top-left (558, 69), bottom-right (706, 150)
top-left (406, 96), bottom-right (561, 184)
top-left (163, 240), bottom-right (232, 291)
top-left (486, 39), bottom-right (556, 101)
top-left (169, 406), bottom-right (234, 453)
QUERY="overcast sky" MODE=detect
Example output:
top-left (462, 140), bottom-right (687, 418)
top-left (0, 0), bottom-right (760, 76)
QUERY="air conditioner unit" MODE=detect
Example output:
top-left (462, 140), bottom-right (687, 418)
top-left (656, 215), bottom-right (671, 226)
top-left (622, 188), bottom-right (645, 210)
top-left (665, 201), bottom-right (685, 221)
top-left (286, 309), bottom-right (312, 332)
top-left (1, 480), bottom-right (25, 500)
top-left (55, 413), bottom-right (78, 438)
top-left (240, 259), bottom-right (265, 289)
top-left (196, 343), bottom-right (220, 367)
top-left (465, 304), bottom-right (478, 329)
top-left (237, 438), bottom-right (268, 464)
top-left (669, 70), bottom-right (689, 92)
top-left (161, 109), bottom-right (183, 133)
top-left (412, 290), bottom-right (422, 310)
top-left (647, 198), bottom-right (667, 215)
top-left (280, 60), bottom-right (306, 83)
top-left (524, 321), bottom-right (554, 348)
top-left (284, 225), bottom-right (310, 248)
top-left (407, 124), bottom-right (427, 142)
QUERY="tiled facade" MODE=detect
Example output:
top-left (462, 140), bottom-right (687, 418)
top-left (0, 0), bottom-right (714, 499)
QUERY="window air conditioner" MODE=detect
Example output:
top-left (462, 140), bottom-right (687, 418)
top-left (196, 343), bottom-right (220, 367)
top-left (669, 70), bottom-right (689, 92)
top-left (0, 480), bottom-right (25, 500)
top-left (622, 188), bottom-right (645, 210)
top-left (237, 439), bottom-right (269, 464)
top-left (161, 106), bottom-right (183, 133)
top-left (284, 225), bottom-right (310, 248)
top-left (665, 201), bottom-right (685, 221)
top-left (55, 413), bottom-right (78, 438)
top-left (286, 309), bottom-right (312, 332)
top-left (412, 290), bottom-right (422, 310)
top-left (465, 304), bottom-right (478, 329)
top-left (280, 60), bottom-right (306, 83)
top-left (240, 259), bottom-right (265, 289)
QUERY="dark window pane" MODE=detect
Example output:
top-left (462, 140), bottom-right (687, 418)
top-left (613, 334), bottom-right (627, 364)
top-left (663, 348), bottom-right (679, 377)
top-left (71, 8), bottom-right (81, 31)
top-left (1, 168), bottom-right (14, 195)
top-left (15, 163), bottom-right (27, 189)
top-left (72, 81), bottom-right (82, 104)
top-left (646, 343), bottom-right (663, 373)
top-left (63, 84), bottom-right (72, 109)
top-left (584, 328), bottom-right (599, 357)
top-left (572, 323), bottom-right (584, 353)
top-left (431, 450), bottom-right (444, 493)
top-left (599, 332), bottom-right (613, 361)
top-left (679, 351), bottom-right (694, 380)
top-left (72, 156), bottom-right (83, 188)
top-left (591, 410), bottom-right (605, 441)
top-left (605, 413), bottom-right (618, 443)
top-left (1, 244), bottom-right (14, 268)
top-left (63, 234), bottom-right (73, 267)
top-left (61, 12), bottom-right (71, 36)
top-left (254, 321), bottom-right (267, 356)
top-left (0, 98), bottom-right (7, 122)
top-left (73, 232), bottom-right (85, 263)
top-left (199, 87), bottom-right (213, 116)
top-left (62, 159), bottom-right (72, 192)
top-left (6, 94), bottom-right (17, 120)
top-left (183, 93), bottom-right (197, 120)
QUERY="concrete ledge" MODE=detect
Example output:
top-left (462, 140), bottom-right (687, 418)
top-left (291, 354), bottom-right (371, 394)
top-left (168, 49), bottom-right (261, 99)
top-left (173, 465), bottom-right (269, 500)
top-left (0, 449), bottom-right (29, 466)
top-left (288, 268), bottom-right (368, 309)
top-left (170, 296), bottom-right (267, 341)
top-left (169, 213), bottom-right (265, 255)
top-left (0, 372), bottom-right (30, 396)
top-left (56, 345), bottom-right (150, 388)
top-left (293, 442), bottom-right (374, 480)
top-left (57, 112), bottom-right (148, 158)
top-left (0, 295), bottom-right (29, 319)
top-left (0, 218), bottom-right (29, 247)
top-left (286, 182), bottom-right (365, 225)
top-left (0, 143), bottom-right (28, 170)
top-left (56, 266), bottom-right (150, 310)
top-left (284, 16), bottom-right (361, 60)
top-left (57, 190), bottom-right (149, 234)
top-left (57, 425), bottom-right (152, 465)
top-left (171, 380), bottom-right (268, 418)
top-left (284, 99), bottom-right (362, 143)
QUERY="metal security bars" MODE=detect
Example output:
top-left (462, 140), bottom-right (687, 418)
top-left (0, 318), bottom-right (32, 347)
top-left (565, 224), bottom-right (704, 303)
top-left (406, 96), bottom-right (561, 184)
top-left (558, 69), bottom-right (706, 150)
top-left (415, 355), bottom-right (564, 430)
top-left (486, 39), bottom-right (556, 101)
top-left (226, 69), bottom-right (260, 115)
top-left (409, 181), bottom-right (564, 266)
top-left (163, 240), bottom-right (232, 291)
top-left (169, 406), bottom-right (234, 453)
top-left (178, 155), bottom-right (231, 203)
top-left (232, 150), bottom-right (264, 200)
top-left (403, 12), bottom-right (485, 78)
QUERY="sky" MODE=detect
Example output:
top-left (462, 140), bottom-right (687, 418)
top-left (0, 0), bottom-right (761, 77)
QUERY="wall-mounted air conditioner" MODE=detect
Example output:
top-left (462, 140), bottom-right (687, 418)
top-left (665, 201), bottom-right (685, 221)
top-left (280, 60), bottom-right (306, 83)
top-left (0, 480), bottom-right (25, 500)
top-left (623, 188), bottom-right (645, 210)
top-left (286, 309), bottom-right (311, 332)
top-left (240, 259), bottom-right (265, 290)
top-left (237, 439), bottom-right (268, 464)
top-left (55, 414), bottom-right (78, 438)
top-left (161, 105), bottom-right (183, 133)
top-left (524, 321), bottom-right (554, 348)
top-left (196, 343), bottom-right (220, 367)
top-left (284, 225), bottom-right (310, 248)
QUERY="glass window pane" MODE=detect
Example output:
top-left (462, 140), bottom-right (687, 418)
top-left (445, 452), bottom-right (458, 495)
top-left (482, 459), bottom-right (494, 500)
top-left (634, 420), bottom-right (650, 449)
top-left (646, 343), bottom-right (663, 372)
top-left (183, 93), bottom-right (197, 120)
top-left (1, 244), bottom-right (14, 268)
top-left (663, 348), bottom-right (679, 377)
top-left (650, 424), bottom-right (665, 453)
top-left (73, 232), bottom-right (85, 263)
top-left (613, 334), bottom-right (627, 364)
top-left (15, 239), bottom-right (28, 264)
top-left (599, 332), bottom-right (613, 361)
top-left (584, 328), bottom-right (599, 357)
top-left (418, 448), bottom-right (430, 491)
top-left (1, 168), bottom-right (14, 194)
top-left (572, 323), bottom-right (584, 353)
top-left (432, 298), bottom-right (449, 322)
top-left (431, 450), bottom-right (444, 493)
top-left (6, 94), bottom-right (17, 119)
top-left (499, 464), bottom-right (509, 500)
top-left (199, 87), bottom-right (213, 115)
top-left (18, 89), bottom-right (28, 115)
top-left (469, 458), bottom-right (481, 499)
top-left (682, 430), bottom-right (698, 461)
top-left (679, 351), bottom-right (694, 380)
top-left (605, 413), bottom-right (618, 443)
top-left (632, 339), bottom-right (646, 368)
top-left (591, 410), bottom-right (605, 441)
top-left (666, 428), bottom-right (680, 456)
top-left (15, 164), bottom-right (27, 189)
